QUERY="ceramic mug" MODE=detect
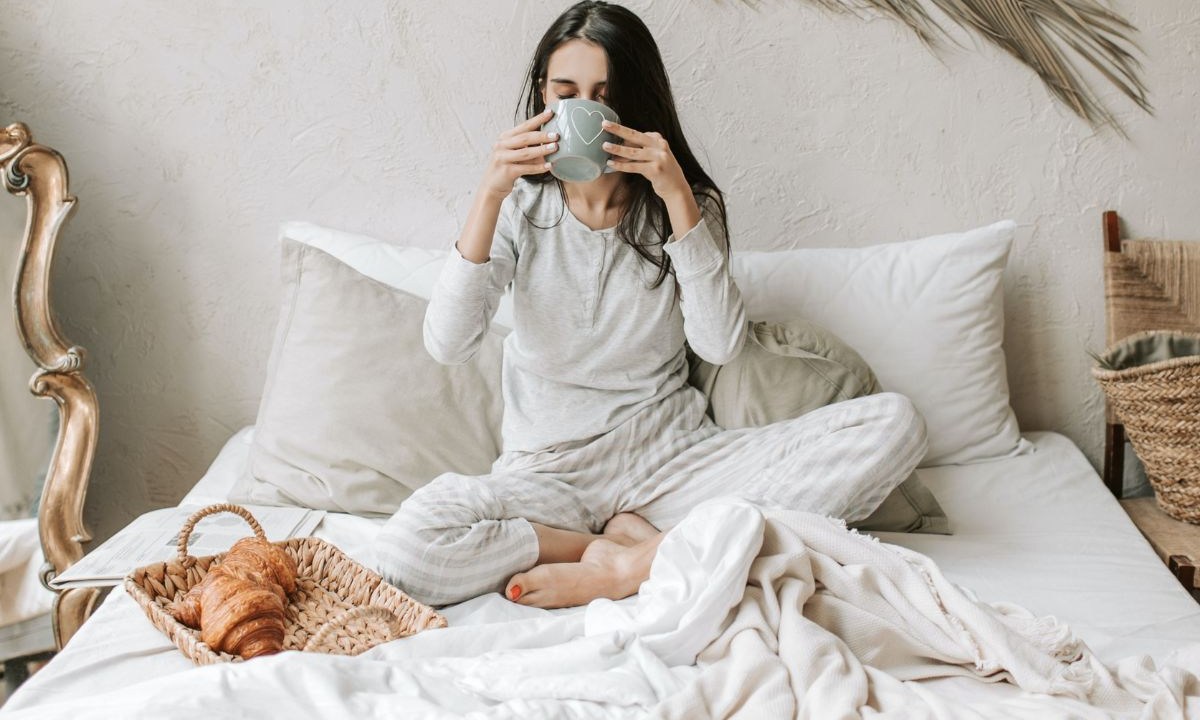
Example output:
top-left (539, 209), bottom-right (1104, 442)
top-left (540, 98), bottom-right (621, 183)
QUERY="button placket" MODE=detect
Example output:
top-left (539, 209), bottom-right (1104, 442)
top-left (577, 235), bottom-right (599, 329)
top-left (589, 232), bottom-right (612, 327)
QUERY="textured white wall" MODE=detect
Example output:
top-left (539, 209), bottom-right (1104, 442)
top-left (1, 1), bottom-right (1196, 543)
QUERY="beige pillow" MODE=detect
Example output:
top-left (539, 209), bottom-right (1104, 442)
top-left (230, 239), bottom-right (505, 516)
top-left (688, 319), bottom-right (950, 534)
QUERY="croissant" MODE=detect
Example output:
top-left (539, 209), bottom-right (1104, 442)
top-left (170, 537), bottom-right (299, 659)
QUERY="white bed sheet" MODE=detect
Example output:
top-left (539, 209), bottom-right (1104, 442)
top-left (5, 428), bottom-right (1200, 714)
top-left (876, 431), bottom-right (1200, 665)
top-left (0, 518), bottom-right (54, 629)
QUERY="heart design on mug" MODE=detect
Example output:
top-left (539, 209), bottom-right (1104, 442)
top-left (570, 107), bottom-right (606, 145)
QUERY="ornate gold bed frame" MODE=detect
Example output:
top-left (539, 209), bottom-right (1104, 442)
top-left (2, 123), bottom-right (101, 649)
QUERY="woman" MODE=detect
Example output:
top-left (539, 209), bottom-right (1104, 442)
top-left (374, 1), bottom-right (926, 609)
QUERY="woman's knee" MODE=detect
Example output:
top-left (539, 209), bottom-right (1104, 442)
top-left (870, 391), bottom-right (918, 421)
top-left (372, 478), bottom-right (492, 600)
top-left (870, 392), bottom-right (928, 458)
top-left (374, 522), bottom-right (477, 605)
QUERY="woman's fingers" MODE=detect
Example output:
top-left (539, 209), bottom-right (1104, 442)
top-left (605, 158), bottom-right (643, 174)
top-left (514, 159), bottom-right (553, 176)
top-left (501, 141), bottom-right (556, 164)
top-left (482, 110), bottom-right (555, 194)
top-left (503, 129), bottom-right (558, 150)
top-left (502, 108), bottom-right (555, 138)
top-left (600, 119), bottom-right (652, 145)
top-left (602, 141), bottom-right (645, 160)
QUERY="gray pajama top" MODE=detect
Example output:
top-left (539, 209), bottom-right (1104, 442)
top-left (422, 179), bottom-right (748, 454)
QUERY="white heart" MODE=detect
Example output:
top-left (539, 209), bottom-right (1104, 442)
top-left (570, 107), bottom-right (607, 145)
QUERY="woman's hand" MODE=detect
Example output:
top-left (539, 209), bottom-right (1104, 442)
top-left (480, 108), bottom-right (559, 200)
top-left (600, 120), bottom-right (690, 201)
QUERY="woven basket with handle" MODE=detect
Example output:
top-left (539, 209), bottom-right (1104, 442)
top-left (124, 503), bottom-right (447, 664)
top-left (1093, 331), bottom-right (1200, 522)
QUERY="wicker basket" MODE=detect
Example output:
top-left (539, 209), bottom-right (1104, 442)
top-left (1093, 331), bottom-right (1200, 522)
top-left (124, 503), bottom-right (447, 664)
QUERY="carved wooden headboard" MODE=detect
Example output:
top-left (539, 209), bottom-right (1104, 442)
top-left (1, 123), bottom-right (100, 649)
top-left (1101, 209), bottom-right (1200, 497)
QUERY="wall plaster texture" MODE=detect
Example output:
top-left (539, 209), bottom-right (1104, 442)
top-left (0, 1), bottom-right (1196, 543)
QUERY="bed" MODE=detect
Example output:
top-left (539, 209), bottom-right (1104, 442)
top-left (4, 127), bottom-right (1200, 717)
top-left (0, 521), bottom-right (54, 697)
top-left (6, 427), bottom-right (1200, 717)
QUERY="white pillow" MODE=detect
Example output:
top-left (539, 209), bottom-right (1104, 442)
top-left (283, 219), bottom-right (1028, 467)
top-left (279, 221), bottom-right (512, 329)
top-left (732, 220), bottom-right (1030, 467)
top-left (180, 426), bottom-right (255, 507)
top-left (232, 237), bottom-right (506, 515)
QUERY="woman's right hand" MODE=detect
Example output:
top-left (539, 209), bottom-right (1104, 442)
top-left (480, 108), bottom-right (558, 199)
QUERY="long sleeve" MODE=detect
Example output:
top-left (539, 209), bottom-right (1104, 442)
top-left (664, 195), bottom-right (748, 365)
top-left (422, 194), bottom-right (518, 365)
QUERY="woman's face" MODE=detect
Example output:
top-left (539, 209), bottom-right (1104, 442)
top-left (540, 39), bottom-right (609, 107)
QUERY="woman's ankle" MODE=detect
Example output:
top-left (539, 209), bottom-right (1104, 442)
top-left (531, 522), bottom-right (599, 563)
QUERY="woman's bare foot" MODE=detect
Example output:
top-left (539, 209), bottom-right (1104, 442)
top-left (603, 512), bottom-right (659, 544)
top-left (505, 533), bottom-right (664, 609)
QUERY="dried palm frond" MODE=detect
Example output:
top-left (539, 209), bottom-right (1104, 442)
top-left (739, 0), bottom-right (1152, 133)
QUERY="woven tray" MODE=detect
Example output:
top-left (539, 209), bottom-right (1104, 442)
top-left (125, 503), bottom-right (447, 664)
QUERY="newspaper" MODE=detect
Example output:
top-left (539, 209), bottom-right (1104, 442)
top-left (50, 504), bottom-right (326, 590)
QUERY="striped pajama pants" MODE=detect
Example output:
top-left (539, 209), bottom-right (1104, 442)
top-left (374, 386), bottom-right (927, 606)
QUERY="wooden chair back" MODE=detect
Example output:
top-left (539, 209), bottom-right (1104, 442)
top-left (1101, 209), bottom-right (1200, 496)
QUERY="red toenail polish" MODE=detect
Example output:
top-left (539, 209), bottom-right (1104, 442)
top-left (510, 585), bottom-right (522, 600)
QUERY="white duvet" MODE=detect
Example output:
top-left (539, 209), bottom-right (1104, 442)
top-left (5, 499), bottom-right (1199, 719)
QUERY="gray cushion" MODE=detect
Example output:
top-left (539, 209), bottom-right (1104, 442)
top-left (230, 239), bottom-right (505, 516)
top-left (688, 319), bottom-right (950, 534)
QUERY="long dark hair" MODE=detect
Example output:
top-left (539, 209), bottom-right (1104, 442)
top-left (515, 1), bottom-right (730, 289)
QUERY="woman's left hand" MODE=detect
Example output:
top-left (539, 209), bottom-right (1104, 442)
top-left (601, 120), bottom-right (690, 201)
